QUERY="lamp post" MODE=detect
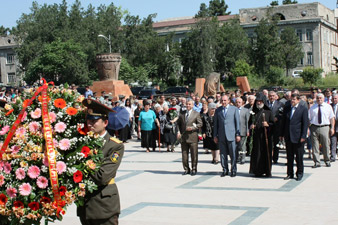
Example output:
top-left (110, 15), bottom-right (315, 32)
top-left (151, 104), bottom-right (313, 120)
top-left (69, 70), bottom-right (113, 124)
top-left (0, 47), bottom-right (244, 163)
top-left (98, 34), bottom-right (111, 53)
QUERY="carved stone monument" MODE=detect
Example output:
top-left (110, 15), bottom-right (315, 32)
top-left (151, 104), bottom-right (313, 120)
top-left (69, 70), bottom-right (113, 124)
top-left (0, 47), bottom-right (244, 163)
top-left (236, 76), bottom-right (251, 93)
top-left (96, 53), bottom-right (121, 80)
top-left (91, 53), bottom-right (132, 98)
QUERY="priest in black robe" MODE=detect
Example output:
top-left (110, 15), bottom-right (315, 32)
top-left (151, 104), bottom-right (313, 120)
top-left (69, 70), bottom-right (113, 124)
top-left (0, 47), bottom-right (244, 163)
top-left (249, 93), bottom-right (274, 177)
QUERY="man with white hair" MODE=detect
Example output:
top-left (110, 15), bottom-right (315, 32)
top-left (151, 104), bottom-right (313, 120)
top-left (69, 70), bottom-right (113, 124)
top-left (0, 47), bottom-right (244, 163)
top-left (177, 99), bottom-right (203, 176)
top-left (309, 93), bottom-right (335, 168)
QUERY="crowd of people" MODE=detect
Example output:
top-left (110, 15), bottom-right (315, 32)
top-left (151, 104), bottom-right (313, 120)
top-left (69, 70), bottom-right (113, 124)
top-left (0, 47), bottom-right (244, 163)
top-left (90, 86), bottom-right (337, 181)
top-left (4, 84), bottom-right (333, 181)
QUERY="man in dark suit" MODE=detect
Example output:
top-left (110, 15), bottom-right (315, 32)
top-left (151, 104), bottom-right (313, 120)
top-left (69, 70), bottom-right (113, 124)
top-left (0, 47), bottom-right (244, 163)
top-left (78, 99), bottom-right (124, 225)
top-left (177, 99), bottom-right (203, 176)
top-left (214, 95), bottom-right (241, 177)
top-left (235, 97), bottom-right (250, 164)
top-left (281, 94), bottom-right (309, 181)
top-left (267, 91), bottom-right (284, 163)
top-left (330, 93), bottom-right (338, 162)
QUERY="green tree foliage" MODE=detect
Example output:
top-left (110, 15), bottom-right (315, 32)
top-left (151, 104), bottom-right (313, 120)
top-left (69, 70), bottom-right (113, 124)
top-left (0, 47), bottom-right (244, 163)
top-left (282, 0), bottom-right (298, 4)
top-left (122, 14), bottom-right (158, 67)
top-left (300, 67), bottom-right (323, 86)
top-left (119, 58), bottom-right (151, 85)
top-left (26, 39), bottom-right (88, 85)
top-left (216, 19), bottom-right (248, 74)
top-left (270, 1), bottom-right (279, 6)
top-left (13, 0), bottom-right (124, 84)
top-left (266, 66), bottom-right (284, 85)
top-left (0, 26), bottom-right (9, 36)
top-left (196, 0), bottom-right (230, 18)
top-left (231, 59), bottom-right (253, 77)
top-left (250, 18), bottom-right (281, 76)
top-left (180, 18), bottom-right (218, 83)
top-left (279, 27), bottom-right (303, 76)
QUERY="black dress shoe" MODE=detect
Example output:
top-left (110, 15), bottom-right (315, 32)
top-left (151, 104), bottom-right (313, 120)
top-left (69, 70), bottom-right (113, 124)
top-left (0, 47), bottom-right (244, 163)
top-left (312, 164), bottom-right (321, 168)
top-left (296, 176), bottom-right (303, 181)
top-left (182, 170), bottom-right (190, 175)
top-left (240, 161), bottom-right (245, 165)
top-left (325, 162), bottom-right (331, 167)
top-left (220, 171), bottom-right (229, 177)
top-left (230, 172), bottom-right (236, 177)
top-left (284, 175), bottom-right (294, 180)
top-left (191, 170), bottom-right (197, 176)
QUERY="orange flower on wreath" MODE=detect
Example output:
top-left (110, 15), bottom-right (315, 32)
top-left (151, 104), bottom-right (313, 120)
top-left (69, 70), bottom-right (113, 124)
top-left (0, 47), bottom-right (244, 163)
top-left (66, 107), bottom-right (78, 116)
top-left (38, 95), bottom-right (51, 103)
top-left (54, 98), bottom-right (67, 109)
top-left (23, 99), bottom-right (30, 108)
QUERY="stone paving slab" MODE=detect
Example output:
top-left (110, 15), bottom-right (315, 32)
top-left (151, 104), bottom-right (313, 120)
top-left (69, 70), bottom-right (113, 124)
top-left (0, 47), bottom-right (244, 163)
top-left (48, 139), bottom-right (338, 225)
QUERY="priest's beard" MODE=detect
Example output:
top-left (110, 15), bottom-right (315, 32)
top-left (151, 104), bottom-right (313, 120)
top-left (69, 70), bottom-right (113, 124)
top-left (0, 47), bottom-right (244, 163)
top-left (256, 103), bottom-right (264, 109)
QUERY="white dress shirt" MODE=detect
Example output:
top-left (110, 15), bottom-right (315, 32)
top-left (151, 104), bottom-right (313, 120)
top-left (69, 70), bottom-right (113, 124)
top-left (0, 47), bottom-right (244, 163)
top-left (309, 102), bottom-right (335, 125)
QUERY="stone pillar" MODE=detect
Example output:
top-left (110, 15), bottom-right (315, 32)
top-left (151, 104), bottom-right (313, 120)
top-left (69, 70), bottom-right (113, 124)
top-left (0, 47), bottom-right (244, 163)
top-left (91, 53), bottom-right (132, 98)
top-left (96, 53), bottom-right (122, 81)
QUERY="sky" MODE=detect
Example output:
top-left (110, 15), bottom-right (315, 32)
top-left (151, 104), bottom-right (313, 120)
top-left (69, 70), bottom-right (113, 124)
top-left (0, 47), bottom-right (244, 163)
top-left (0, 0), bottom-right (336, 28)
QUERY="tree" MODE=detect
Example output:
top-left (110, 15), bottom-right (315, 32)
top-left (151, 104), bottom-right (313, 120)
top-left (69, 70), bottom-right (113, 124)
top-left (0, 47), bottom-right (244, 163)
top-left (282, 0), bottom-right (298, 4)
top-left (215, 19), bottom-right (248, 74)
top-left (250, 18), bottom-right (281, 76)
top-left (25, 39), bottom-right (89, 85)
top-left (279, 27), bottom-right (303, 76)
top-left (300, 67), bottom-right (323, 86)
top-left (231, 59), bottom-right (253, 77)
top-left (270, 1), bottom-right (279, 6)
top-left (13, 0), bottom-right (124, 84)
top-left (196, 0), bottom-right (230, 18)
top-left (0, 26), bottom-right (9, 36)
top-left (266, 66), bottom-right (284, 85)
top-left (180, 18), bottom-right (218, 83)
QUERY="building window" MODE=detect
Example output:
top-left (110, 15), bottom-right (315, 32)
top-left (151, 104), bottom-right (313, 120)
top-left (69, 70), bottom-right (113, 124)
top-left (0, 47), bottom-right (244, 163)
top-left (306, 29), bottom-right (313, 41)
top-left (300, 57), bottom-right (304, 65)
top-left (307, 52), bottom-right (313, 65)
top-left (7, 73), bottom-right (16, 84)
top-left (6, 54), bottom-right (15, 64)
top-left (296, 29), bottom-right (302, 41)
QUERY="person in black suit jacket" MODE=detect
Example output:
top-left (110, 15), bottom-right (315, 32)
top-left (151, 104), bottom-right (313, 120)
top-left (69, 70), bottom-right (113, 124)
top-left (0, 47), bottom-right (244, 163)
top-left (267, 91), bottom-right (284, 163)
top-left (281, 94), bottom-right (309, 181)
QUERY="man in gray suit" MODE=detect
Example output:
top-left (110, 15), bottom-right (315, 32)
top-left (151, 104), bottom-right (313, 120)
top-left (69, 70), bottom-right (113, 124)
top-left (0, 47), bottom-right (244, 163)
top-left (235, 97), bottom-right (250, 164)
top-left (214, 95), bottom-right (241, 177)
top-left (330, 93), bottom-right (338, 162)
top-left (177, 99), bottom-right (203, 176)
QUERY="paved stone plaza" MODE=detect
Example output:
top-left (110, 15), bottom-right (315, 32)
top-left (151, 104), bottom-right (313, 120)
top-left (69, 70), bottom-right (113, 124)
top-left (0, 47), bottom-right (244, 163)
top-left (52, 139), bottom-right (338, 225)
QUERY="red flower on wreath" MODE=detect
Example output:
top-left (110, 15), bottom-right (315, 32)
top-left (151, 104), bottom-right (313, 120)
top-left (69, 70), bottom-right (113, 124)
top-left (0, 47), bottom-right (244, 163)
top-left (54, 98), bottom-right (67, 109)
top-left (73, 170), bottom-right (83, 183)
top-left (0, 194), bottom-right (8, 206)
top-left (40, 196), bottom-right (52, 204)
top-left (81, 146), bottom-right (91, 158)
top-left (59, 186), bottom-right (67, 196)
top-left (28, 201), bottom-right (40, 211)
top-left (13, 201), bottom-right (24, 208)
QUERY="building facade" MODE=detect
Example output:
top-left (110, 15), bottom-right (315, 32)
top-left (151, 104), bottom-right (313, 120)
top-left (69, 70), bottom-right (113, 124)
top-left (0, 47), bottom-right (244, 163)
top-left (153, 2), bottom-right (338, 75)
top-left (0, 35), bottom-right (20, 86)
top-left (239, 2), bottom-right (338, 75)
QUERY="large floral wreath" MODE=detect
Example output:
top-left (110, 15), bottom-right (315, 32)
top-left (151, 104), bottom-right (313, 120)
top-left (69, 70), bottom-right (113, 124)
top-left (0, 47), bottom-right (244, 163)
top-left (0, 83), bottom-right (104, 224)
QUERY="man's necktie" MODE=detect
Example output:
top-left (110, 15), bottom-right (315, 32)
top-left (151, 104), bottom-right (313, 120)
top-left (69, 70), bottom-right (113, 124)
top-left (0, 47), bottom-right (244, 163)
top-left (185, 112), bottom-right (189, 121)
top-left (318, 105), bottom-right (322, 124)
top-left (223, 107), bottom-right (227, 117)
top-left (290, 107), bottom-right (295, 119)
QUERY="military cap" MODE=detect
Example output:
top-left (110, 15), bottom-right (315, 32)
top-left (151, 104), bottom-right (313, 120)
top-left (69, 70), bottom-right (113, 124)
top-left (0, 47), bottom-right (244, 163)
top-left (82, 99), bottom-right (115, 120)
